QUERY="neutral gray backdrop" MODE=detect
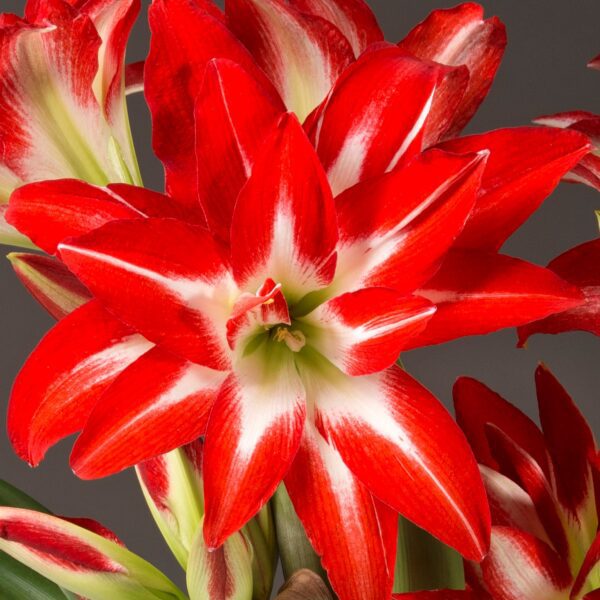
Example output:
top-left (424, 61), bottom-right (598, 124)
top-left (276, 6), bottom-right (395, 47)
top-left (1, 0), bottom-right (599, 588)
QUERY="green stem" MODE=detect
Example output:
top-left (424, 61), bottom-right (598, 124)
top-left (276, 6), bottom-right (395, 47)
top-left (272, 485), bottom-right (328, 584)
top-left (393, 517), bottom-right (465, 593)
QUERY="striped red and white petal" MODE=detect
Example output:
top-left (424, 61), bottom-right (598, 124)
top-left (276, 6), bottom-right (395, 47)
top-left (480, 465), bottom-right (551, 544)
top-left (187, 519), bottom-right (253, 600)
top-left (409, 250), bottom-right (584, 349)
top-left (301, 289), bottom-right (435, 376)
top-left (398, 2), bottom-right (506, 138)
top-left (8, 252), bottom-right (91, 319)
top-left (195, 58), bottom-right (284, 245)
top-left (0, 7), bottom-right (131, 192)
top-left (572, 532), bottom-right (600, 600)
top-left (535, 365), bottom-right (598, 544)
top-left (226, 0), bottom-right (354, 121)
top-left (6, 180), bottom-right (177, 255)
top-left (202, 343), bottom-right (305, 549)
top-left (534, 112), bottom-right (600, 191)
top-left (453, 376), bottom-right (551, 477)
top-left (518, 238), bottom-right (600, 345)
top-left (333, 148), bottom-right (486, 295)
top-left (8, 300), bottom-right (152, 467)
top-left (230, 114), bottom-right (338, 302)
top-left (308, 361), bottom-right (490, 561)
top-left (288, 0), bottom-right (383, 57)
top-left (59, 217), bottom-right (236, 370)
top-left (486, 424), bottom-right (569, 560)
top-left (146, 0), bottom-right (267, 216)
top-left (71, 346), bottom-right (225, 479)
top-left (480, 527), bottom-right (572, 600)
top-left (308, 48), bottom-right (442, 194)
top-left (79, 0), bottom-right (140, 166)
top-left (0, 507), bottom-right (185, 600)
top-left (137, 442), bottom-right (204, 567)
top-left (284, 422), bottom-right (394, 600)
top-left (436, 127), bottom-right (591, 251)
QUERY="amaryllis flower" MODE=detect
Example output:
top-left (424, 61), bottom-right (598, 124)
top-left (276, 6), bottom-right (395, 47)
top-left (453, 365), bottom-right (599, 600)
top-left (0, 0), bottom-right (142, 247)
top-left (3, 1), bottom-right (594, 599)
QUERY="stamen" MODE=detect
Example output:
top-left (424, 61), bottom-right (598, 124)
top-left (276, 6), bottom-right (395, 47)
top-left (273, 327), bottom-right (306, 352)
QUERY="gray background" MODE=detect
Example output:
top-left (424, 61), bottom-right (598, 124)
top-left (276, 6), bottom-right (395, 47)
top-left (0, 0), bottom-right (599, 589)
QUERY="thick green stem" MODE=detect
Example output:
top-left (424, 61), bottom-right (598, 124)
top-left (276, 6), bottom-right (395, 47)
top-left (272, 485), bottom-right (328, 584)
top-left (393, 517), bottom-right (465, 593)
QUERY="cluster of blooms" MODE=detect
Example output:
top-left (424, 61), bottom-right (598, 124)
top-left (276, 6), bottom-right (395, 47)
top-left (0, 0), bottom-right (598, 599)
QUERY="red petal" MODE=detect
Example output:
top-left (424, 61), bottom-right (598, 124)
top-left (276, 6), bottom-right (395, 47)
top-left (308, 47), bottom-right (441, 194)
top-left (79, 0), bottom-right (140, 109)
top-left (411, 249), bottom-right (584, 348)
top-left (59, 218), bottom-right (234, 370)
top-left (8, 300), bottom-right (152, 466)
top-left (71, 347), bottom-right (224, 479)
top-left (146, 0), bottom-right (267, 216)
top-left (285, 422), bottom-right (393, 600)
top-left (312, 363), bottom-right (490, 561)
top-left (481, 527), bottom-right (572, 600)
top-left (437, 127), bottom-right (591, 251)
top-left (534, 112), bottom-right (600, 191)
top-left (453, 376), bottom-right (551, 477)
top-left (288, 0), bottom-right (383, 57)
top-left (230, 114), bottom-right (338, 301)
top-left (486, 425), bottom-right (569, 560)
top-left (517, 238), bottom-right (600, 345)
top-left (334, 148), bottom-right (486, 294)
top-left (480, 466), bottom-right (551, 544)
top-left (302, 289), bottom-right (435, 375)
top-left (6, 179), bottom-right (171, 255)
top-left (589, 53), bottom-right (600, 70)
top-left (225, 0), bottom-right (354, 121)
top-left (125, 60), bottom-right (144, 94)
top-left (203, 345), bottom-right (305, 548)
top-left (195, 58), bottom-right (284, 245)
top-left (8, 252), bottom-right (91, 319)
top-left (535, 365), bottom-right (597, 530)
top-left (398, 3), bottom-right (506, 137)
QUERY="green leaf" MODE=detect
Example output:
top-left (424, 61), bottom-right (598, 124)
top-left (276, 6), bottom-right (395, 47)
top-left (0, 551), bottom-right (72, 600)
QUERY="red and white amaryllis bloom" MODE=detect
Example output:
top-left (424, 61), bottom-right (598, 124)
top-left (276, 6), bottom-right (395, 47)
top-left (454, 366), bottom-right (599, 600)
top-left (2, 1), bottom-right (596, 599)
top-left (0, 0), bottom-right (142, 247)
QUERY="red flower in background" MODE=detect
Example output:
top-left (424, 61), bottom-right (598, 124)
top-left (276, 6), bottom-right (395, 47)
top-left (454, 365), bottom-right (599, 600)
top-left (1, 1), bottom-right (595, 599)
top-left (0, 0), bottom-right (143, 246)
